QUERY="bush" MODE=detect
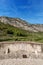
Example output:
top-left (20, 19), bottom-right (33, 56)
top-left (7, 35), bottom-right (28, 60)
top-left (16, 31), bottom-right (27, 37)
top-left (7, 30), bottom-right (14, 35)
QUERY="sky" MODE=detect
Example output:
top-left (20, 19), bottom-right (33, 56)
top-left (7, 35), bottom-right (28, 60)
top-left (0, 0), bottom-right (43, 24)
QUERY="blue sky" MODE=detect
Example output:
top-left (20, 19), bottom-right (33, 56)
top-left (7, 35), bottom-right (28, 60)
top-left (0, 0), bottom-right (43, 24)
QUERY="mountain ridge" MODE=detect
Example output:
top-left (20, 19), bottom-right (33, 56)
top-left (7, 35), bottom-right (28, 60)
top-left (0, 16), bottom-right (43, 32)
top-left (0, 16), bottom-right (43, 42)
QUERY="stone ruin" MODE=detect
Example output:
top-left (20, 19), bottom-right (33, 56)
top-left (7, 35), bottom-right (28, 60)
top-left (0, 41), bottom-right (43, 59)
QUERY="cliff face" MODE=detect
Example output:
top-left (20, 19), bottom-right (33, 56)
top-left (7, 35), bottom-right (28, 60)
top-left (0, 16), bottom-right (43, 32)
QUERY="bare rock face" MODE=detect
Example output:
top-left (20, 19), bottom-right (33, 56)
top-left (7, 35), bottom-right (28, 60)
top-left (0, 16), bottom-right (43, 32)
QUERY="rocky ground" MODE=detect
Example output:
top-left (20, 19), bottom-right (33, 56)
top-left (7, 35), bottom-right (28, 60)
top-left (0, 59), bottom-right (43, 65)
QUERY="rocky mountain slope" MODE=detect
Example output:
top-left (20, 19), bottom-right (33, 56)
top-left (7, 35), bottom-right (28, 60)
top-left (0, 16), bottom-right (43, 32)
top-left (0, 16), bottom-right (43, 42)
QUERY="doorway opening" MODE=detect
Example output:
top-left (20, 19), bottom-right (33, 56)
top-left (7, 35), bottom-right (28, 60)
top-left (22, 54), bottom-right (27, 58)
top-left (8, 48), bottom-right (10, 53)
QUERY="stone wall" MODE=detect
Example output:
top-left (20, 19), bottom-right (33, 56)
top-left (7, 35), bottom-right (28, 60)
top-left (0, 41), bottom-right (43, 59)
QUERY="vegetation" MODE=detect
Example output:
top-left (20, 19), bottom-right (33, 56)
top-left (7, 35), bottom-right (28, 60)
top-left (0, 21), bottom-right (43, 43)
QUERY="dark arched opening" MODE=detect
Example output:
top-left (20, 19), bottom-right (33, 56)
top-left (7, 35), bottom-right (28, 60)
top-left (8, 48), bottom-right (10, 53)
top-left (22, 54), bottom-right (27, 58)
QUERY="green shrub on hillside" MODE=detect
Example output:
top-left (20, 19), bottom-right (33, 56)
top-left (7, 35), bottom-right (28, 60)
top-left (7, 30), bottom-right (14, 35)
top-left (0, 21), bottom-right (43, 42)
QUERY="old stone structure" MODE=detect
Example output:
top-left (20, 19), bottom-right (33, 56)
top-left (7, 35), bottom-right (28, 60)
top-left (0, 41), bottom-right (43, 59)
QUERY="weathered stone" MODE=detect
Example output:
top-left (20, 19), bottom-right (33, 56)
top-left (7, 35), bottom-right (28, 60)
top-left (0, 41), bottom-right (42, 59)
